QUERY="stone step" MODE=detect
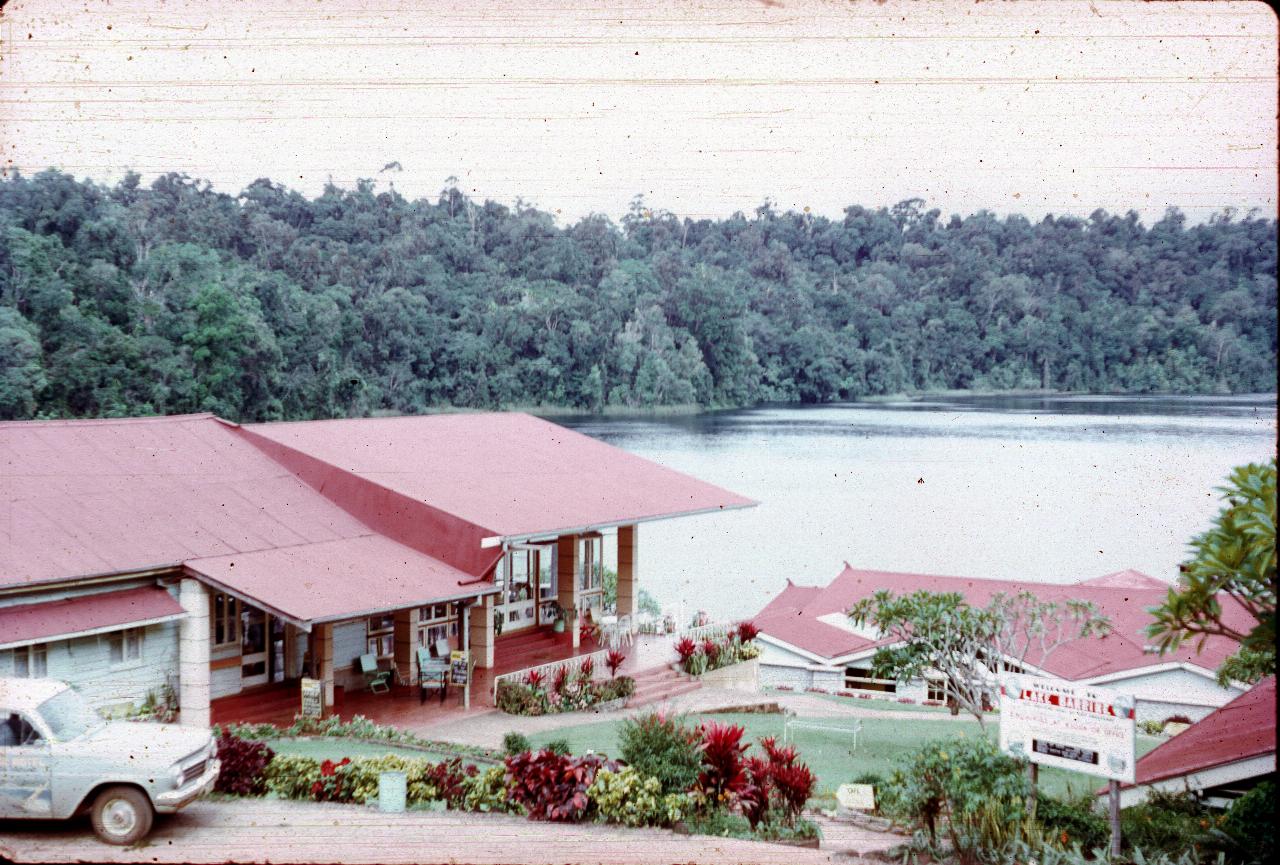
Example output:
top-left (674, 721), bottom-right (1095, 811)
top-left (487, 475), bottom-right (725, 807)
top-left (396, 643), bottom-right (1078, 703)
top-left (625, 678), bottom-right (702, 708)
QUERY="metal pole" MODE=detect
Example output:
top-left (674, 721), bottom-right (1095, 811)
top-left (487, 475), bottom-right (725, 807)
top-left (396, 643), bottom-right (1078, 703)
top-left (461, 601), bottom-right (472, 711)
top-left (1108, 780), bottom-right (1122, 858)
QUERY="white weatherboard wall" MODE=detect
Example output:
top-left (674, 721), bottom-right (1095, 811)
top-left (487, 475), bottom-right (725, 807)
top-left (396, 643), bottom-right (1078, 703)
top-left (333, 620), bottom-right (369, 691)
top-left (1092, 667), bottom-right (1243, 723)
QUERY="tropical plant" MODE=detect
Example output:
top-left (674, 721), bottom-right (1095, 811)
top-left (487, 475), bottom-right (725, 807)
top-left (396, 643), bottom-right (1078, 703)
top-left (213, 733), bottom-right (275, 796)
top-left (588, 766), bottom-right (672, 827)
top-left (502, 731), bottom-right (531, 756)
top-left (505, 750), bottom-right (616, 822)
top-left (696, 721), bottom-right (750, 806)
top-left (606, 649), bottom-right (626, 677)
top-left (461, 765), bottom-right (523, 814)
top-left (1148, 459), bottom-right (1277, 685)
top-left (524, 668), bottom-right (545, 689)
top-left (618, 711), bottom-right (704, 796)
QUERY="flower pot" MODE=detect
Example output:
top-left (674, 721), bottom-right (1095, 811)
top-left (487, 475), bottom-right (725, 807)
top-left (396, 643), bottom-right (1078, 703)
top-left (552, 618), bottom-right (565, 633)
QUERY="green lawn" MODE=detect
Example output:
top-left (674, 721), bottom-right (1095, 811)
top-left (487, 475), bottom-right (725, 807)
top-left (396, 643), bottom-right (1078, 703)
top-left (525, 712), bottom-right (1163, 800)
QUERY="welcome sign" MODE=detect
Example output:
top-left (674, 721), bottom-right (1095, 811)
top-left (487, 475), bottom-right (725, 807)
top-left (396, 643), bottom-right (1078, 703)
top-left (998, 675), bottom-right (1136, 783)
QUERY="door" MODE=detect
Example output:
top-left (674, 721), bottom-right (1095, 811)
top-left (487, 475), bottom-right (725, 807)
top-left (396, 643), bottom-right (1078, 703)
top-left (240, 607), bottom-right (269, 687)
top-left (0, 711), bottom-right (53, 817)
top-left (495, 549), bottom-right (538, 633)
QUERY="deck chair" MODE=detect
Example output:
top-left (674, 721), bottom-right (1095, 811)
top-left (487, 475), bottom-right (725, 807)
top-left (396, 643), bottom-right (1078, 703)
top-left (359, 653), bottom-right (392, 694)
top-left (416, 646), bottom-right (449, 705)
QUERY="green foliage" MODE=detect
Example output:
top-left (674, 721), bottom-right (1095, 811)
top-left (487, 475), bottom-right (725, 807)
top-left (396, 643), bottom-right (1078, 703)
top-left (263, 754), bottom-right (323, 800)
top-left (588, 766), bottom-right (678, 827)
top-left (461, 765), bottom-right (523, 815)
top-left (1211, 781), bottom-right (1274, 865)
top-left (1035, 794), bottom-right (1111, 852)
top-left (543, 739), bottom-right (571, 756)
top-left (619, 711), bottom-right (705, 796)
top-left (263, 752), bottom-right (476, 807)
top-left (215, 713), bottom-right (501, 762)
top-left (1120, 791), bottom-right (1211, 857)
top-left (502, 731), bottom-right (531, 756)
top-left (1148, 460), bottom-right (1277, 685)
top-left (878, 735), bottom-right (1029, 864)
top-left (495, 673), bottom-right (635, 715)
top-left (2, 170), bottom-right (1275, 423)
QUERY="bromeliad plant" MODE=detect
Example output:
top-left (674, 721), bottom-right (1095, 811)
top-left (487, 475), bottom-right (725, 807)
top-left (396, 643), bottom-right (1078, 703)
top-left (606, 649), bottom-right (626, 677)
top-left (496, 659), bottom-right (635, 716)
top-left (673, 626), bottom-right (761, 676)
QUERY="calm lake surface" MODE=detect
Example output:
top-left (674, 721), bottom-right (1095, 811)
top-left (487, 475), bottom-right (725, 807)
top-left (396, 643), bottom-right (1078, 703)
top-left (557, 394), bottom-right (1277, 622)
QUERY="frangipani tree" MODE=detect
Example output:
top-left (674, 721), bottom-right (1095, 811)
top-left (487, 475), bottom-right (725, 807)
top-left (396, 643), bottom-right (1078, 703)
top-left (1148, 459), bottom-right (1277, 686)
top-left (848, 590), bottom-right (1110, 727)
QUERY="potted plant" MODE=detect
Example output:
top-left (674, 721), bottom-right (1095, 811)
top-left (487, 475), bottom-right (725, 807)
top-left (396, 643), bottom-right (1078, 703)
top-left (493, 608), bottom-right (504, 637)
top-left (548, 601), bottom-right (566, 633)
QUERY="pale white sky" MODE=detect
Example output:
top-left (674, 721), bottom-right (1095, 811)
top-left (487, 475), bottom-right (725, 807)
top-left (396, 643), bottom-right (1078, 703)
top-left (1, 0), bottom-right (1275, 225)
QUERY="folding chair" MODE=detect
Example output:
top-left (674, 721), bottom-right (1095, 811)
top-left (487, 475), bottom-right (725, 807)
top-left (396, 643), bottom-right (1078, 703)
top-left (416, 646), bottom-right (449, 705)
top-left (359, 653), bottom-right (392, 694)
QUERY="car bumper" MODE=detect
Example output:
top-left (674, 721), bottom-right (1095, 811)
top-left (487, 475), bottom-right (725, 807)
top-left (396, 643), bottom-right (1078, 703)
top-left (154, 758), bottom-right (220, 812)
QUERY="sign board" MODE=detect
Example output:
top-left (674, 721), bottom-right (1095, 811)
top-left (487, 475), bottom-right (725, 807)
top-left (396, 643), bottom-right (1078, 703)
top-left (449, 650), bottom-right (469, 685)
top-left (300, 677), bottom-right (323, 718)
top-left (836, 783), bottom-right (876, 812)
top-left (999, 675), bottom-right (1135, 783)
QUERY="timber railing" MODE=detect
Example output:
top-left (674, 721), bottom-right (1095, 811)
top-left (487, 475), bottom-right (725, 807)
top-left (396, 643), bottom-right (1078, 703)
top-left (491, 648), bottom-right (611, 700)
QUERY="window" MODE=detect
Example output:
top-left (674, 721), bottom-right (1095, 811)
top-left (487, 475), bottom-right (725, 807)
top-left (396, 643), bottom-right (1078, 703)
top-left (212, 593), bottom-right (239, 647)
top-left (366, 633), bottom-right (394, 658)
top-left (927, 678), bottom-right (947, 702)
top-left (12, 644), bottom-right (48, 678)
top-left (537, 546), bottom-right (557, 600)
top-left (578, 536), bottom-right (603, 593)
top-left (367, 614), bottom-right (394, 634)
top-left (843, 666), bottom-right (896, 694)
top-left (418, 604), bottom-right (458, 654)
top-left (108, 629), bottom-right (143, 666)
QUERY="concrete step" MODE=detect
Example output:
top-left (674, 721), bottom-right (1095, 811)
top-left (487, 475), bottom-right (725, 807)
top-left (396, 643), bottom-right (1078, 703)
top-left (625, 678), bottom-right (702, 708)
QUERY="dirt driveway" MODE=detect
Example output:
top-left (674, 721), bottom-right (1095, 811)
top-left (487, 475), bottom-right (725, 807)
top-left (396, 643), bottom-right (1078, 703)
top-left (1, 798), bottom-right (901, 864)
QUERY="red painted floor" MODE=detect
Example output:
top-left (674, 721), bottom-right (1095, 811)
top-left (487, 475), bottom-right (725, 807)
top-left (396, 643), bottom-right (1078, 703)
top-left (211, 628), bottom-right (678, 728)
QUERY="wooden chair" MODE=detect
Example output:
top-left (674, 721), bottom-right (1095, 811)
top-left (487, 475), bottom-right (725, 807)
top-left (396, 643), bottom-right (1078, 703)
top-left (416, 646), bottom-right (449, 705)
top-left (359, 653), bottom-right (391, 694)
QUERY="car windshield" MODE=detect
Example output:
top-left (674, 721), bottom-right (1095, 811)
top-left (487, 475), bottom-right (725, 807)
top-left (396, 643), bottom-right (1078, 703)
top-left (38, 688), bottom-right (105, 742)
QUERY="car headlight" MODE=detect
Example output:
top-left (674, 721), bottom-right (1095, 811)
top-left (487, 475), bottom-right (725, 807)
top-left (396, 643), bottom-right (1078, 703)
top-left (171, 761), bottom-right (186, 787)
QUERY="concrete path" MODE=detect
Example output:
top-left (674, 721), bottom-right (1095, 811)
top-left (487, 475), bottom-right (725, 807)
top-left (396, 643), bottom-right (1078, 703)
top-left (0, 799), bottom-right (902, 864)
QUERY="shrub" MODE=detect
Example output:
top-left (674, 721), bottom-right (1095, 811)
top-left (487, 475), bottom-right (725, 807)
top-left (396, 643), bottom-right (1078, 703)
top-left (502, 731), bottom-right (531, 756)
top-left (495, 681), bottom-right (548, 716)
top-left (674, 637), bottom-right (698, 664)
top-left (697, 720), bottom-right (750, 805)
top-left (1213, 780), bottom-right (1274, 864)
top-left (589, 766), bottom-right (670, 827)
top-left (264, 754), bottom-right (323, 800)
top-left (505, 750), bottom-right (616, 822)
top-left (1035, 794), bottom-right (1109, 852)
top-left (736, 621), bottom-right (760, 642)
top-left (878, 736), bottom-right (1029, 864)
top-left (1121, 790), bottom-right (1208, 855)
top-left (577, 657), bottom-right (595, 684)
top-left (311, 757), bottom-right (353, 802)
top-left (619, 711), bottom-right (704, 796)
top-left (597, 676), bottom-right (635, 702)
top-left (543, 738), bottom-right (571, 756)
top-left (214, 733), bottom-right (275, 796)
top-left (552, 665), bottom-right (571, 695)
top-left (1138, 719), bottom-right (1166, 736)
top-left (462, 765), bottom-right (523, 814)
top-left (525, 669), bottom-right (545, 689)
top-left (606, 649), bottom-right (626, 677)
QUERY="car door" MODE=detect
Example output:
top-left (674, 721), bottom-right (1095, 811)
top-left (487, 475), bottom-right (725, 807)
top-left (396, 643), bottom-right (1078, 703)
top-left (0, 710), bottom-right (54, 818)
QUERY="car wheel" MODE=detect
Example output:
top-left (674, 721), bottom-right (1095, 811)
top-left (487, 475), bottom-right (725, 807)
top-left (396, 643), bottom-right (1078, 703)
top-left (90, 785), bottom-right (154, 846)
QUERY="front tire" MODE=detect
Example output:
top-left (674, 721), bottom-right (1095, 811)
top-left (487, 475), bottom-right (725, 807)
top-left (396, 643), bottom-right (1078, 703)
top-left (90, 786), bottom-right (154, 846)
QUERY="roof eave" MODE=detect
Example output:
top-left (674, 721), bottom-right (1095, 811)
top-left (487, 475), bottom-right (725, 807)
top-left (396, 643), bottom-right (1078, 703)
top-left (480, 500), bottom-right (759, 547)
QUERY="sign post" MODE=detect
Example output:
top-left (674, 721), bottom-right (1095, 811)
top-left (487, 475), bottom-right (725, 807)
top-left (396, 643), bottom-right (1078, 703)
top-left (450, 650), bottom-right (470, 710)
top-left (999, 675), bottom-right (1135, 855)
top-left (300, 677), bottom-right (322, 718)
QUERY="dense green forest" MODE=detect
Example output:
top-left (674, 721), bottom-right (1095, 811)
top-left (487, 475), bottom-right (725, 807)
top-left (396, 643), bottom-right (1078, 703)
top-left (0, 170), bottom-right (1275, 421)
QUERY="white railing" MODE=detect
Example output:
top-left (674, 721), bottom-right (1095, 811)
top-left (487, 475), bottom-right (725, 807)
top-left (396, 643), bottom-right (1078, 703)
top-left (674, 620), bottom-right (740, 643)
top-left (492, 648), bottom-right (611, 700)
top-left (783, 718), bottom-right (863, 751)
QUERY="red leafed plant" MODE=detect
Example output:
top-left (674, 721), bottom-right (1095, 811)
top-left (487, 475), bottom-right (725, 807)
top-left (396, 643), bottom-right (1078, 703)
top-left (552, 664), bottom-right (570, 695)
top-left (759, 735), bottom-right (799, 768)
top-left (310, 757), bottom-right (352, 802)
top-left (740, 754), bottom-right (772, 829)
top-left (770, 762), bottom-right (816, 825)
top-left (426, 756), bottom-right (479, 807)
top-left (525, 668), bottom-right (546, 689)
top-left (696, 721), bottom-right (749, 803)
top-left (505, 750), bottom-right (616, 822)
top-left (576, 656), bottom-right (595, 684)
top-left (736, 621), bottom-right (760, 643)
top-left (674, 636), bottom-right (698, 663)
top-left (214, 733), bottom-right (275, 796)
top-left (701, 638), bottom-right (720, 663)
top-left (606, 649), bottom-right (626, 678)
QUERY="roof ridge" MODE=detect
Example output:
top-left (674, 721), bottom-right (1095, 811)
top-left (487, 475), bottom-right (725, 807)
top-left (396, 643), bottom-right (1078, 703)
top-left (0, 412), bottom-right (218, 429)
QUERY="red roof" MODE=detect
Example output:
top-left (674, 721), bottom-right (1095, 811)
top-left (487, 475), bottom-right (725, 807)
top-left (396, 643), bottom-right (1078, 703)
top-left (240, 413), bottom-right (757, 541)
top-left (1, 412), bottom-right (754, 624)
top-left (1125, 677), bottom-right (1276, 788)
top-left (0, 586), bottom-right (185, 649)
top-left (184, 535), bottom-right (482, 625)
top-left (752, 563), bottom-right (1251, 680)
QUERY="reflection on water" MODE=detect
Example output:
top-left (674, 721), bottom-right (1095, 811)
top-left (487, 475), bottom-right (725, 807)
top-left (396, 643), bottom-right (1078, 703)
top-left (555, 394), bottom-right (1277, 622)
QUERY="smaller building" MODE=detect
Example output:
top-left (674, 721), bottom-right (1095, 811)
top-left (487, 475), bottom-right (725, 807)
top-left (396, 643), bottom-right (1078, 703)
top-left (751, 563), bottom-right (1251, 723)
top-left (1112, 677), bottom-right (1275, 808)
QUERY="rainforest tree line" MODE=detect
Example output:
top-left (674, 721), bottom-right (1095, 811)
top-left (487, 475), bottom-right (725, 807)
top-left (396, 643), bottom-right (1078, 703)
top-left (0, 170), bottom-right (1275, 421)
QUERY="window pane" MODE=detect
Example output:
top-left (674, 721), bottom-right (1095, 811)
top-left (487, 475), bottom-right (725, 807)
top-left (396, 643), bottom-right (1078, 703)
top-left (109, 634), bottom-right (123, 664)
top-left (33, 645), bottom-right (47, 677)
top-left (14, 649), bottom-right (29, 678)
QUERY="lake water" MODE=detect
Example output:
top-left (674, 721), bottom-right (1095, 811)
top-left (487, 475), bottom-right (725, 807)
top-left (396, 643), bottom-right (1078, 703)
top-left (557, 394), bottom-right (1278, 622)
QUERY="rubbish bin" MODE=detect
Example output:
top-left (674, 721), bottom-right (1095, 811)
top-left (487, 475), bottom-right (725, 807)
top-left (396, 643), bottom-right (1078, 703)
top-left (378, 770), bottom-right (407, 813)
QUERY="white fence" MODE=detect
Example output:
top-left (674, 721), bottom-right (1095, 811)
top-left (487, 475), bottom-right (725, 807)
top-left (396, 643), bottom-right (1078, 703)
top-left (491, 648), bottom-right (611, 700)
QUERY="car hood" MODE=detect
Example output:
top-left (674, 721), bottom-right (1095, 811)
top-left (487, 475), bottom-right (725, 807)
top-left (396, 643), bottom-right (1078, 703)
top-left (82, 721), bottom-right (212, 764)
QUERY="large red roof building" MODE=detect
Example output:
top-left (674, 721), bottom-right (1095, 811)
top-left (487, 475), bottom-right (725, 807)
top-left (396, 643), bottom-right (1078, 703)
top-left (751, 563), bottom-right (1253, 723)
top-left (1, 412), bottom-right (755, 725)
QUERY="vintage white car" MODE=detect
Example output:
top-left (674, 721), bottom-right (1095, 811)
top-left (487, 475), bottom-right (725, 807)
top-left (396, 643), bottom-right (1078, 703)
top-left (0, 678), bottom-right (220, 845)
